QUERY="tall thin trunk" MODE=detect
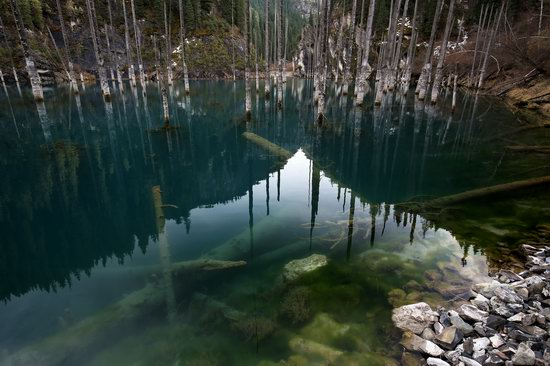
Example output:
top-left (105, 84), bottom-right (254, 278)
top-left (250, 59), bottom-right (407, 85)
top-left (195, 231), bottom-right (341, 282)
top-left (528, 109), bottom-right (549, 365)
top-left (85, 0), bottom-right (111, 100)
top-left (264, 0), bottom-right (270, 97)
top-left (391, 0), bottom-right (409, 90)
top-left (177, 0), bottom-right (190, 93)
top-left (402, 0), bottom-right (419, 91)
top-left (277, 0), bottom-right (284, 108)
top-left (353, 0), bottom-right (366, 92)
top-left (355, 0), bottom-right (375, 106)
top-left (0, 14), bottom-right (21, 93)
top-left (416, 0), bottom-right (443, 99)
top-left (231, 0), bottom-right (236, 80)
top-left (164, 1), bottom-right (173, 86)
top-left (478, 1), bottom-right (504, 90)
top-left (452, 65), bottom-right (457, 111)
top-left (376, 0), bottom-right (401, 105)
top-left (9, 0), bottom-right (44, 101)
top-left (245, 0), bottom-right (252, 117)
top-left (255, 14), bottom-right (260, 92)
top-left (539, 0), bottom-right (544, 36)
top-left (130, 0), bottom-right (145, 86)
top-left (284, 17), bottom-right (288, 83)
top-left (384, 0), bottom-right (402, 92)
top-left (55, 0), bottom-right (78, 92)
top-left (122, 0), bottom-right (136, 87)
top-left (316, 0), bottom-right (329, 122)
top-left (342, 0), bottom-right (358, 95)
top-left (107, 0), bottom-right (124, 92)
top-left (430, 0), bottom-right (455, 104)
top-left (468, 4), bottom-right (486, 88)
top-left (104, 24), bottom-right (116, 90)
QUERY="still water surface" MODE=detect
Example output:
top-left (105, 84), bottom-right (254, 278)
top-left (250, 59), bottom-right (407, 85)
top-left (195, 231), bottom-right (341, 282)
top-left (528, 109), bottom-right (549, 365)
top-left (0, 79), bottom-right (549, 365)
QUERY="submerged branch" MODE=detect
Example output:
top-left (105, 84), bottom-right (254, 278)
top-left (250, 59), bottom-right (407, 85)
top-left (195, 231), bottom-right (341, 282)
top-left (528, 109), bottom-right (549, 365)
top-left (242, 132), bottom-right (293, 160)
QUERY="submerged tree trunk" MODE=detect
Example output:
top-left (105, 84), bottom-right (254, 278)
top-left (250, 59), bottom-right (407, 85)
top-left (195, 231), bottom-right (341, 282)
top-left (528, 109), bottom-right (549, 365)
top-left (354, 0), bottom-right (376, 106)
top-left (478, 1), bottom-right (505, 90)
top-left (130, 0), bottom-right (145, 87)
top-left (430, 0), bottom-right (456, 104)
top-left (85, 0), bottom-right (111, 100)
top-left (164, 1), bottom-right (173, 86)
top-left (402, 0), bottom-right (419, 92)
top-left (264, 0), bottom-right (270, 97)
top-left (342, 0), bottom-right (358, 95)
top-left (107, 0), bottom-right (124, 92)
top-left (122, 0), bottom-right (136, 87)
top-left (416, 0), bottom-right (443, 99)
top-left (9, 0), bottom-right (44, 101)
top-left (55, 0), bottom-right (78, 93)
top-left (277, 0), bottom-right (284, 108)
top-left (178, 0), bottom-right (190, 94)
top-left (244, 0), bottom-right (252, 117)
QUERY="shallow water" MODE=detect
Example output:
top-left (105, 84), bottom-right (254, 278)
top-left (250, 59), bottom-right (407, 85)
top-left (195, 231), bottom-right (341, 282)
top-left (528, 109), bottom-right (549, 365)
top-left (0, 79), bottom-right (549, 365)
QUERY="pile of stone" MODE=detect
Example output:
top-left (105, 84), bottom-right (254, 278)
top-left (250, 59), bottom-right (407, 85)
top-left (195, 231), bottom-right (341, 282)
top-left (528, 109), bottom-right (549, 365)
top-left (392, 245), bottom-right (550, 366)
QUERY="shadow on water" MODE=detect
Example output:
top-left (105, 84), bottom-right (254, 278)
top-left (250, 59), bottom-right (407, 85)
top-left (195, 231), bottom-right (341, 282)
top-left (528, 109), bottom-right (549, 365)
top-left (0, 79), bottom-right (549, 365)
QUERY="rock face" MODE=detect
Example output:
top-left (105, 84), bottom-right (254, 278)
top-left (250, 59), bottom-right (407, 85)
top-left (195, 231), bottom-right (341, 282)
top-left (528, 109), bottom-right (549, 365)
top-left (392, 302), bottom-right (439, 334)
top-left (391, 244), bottom-right (550, 366)
top-left (282, 254), bottom-right (328, 282)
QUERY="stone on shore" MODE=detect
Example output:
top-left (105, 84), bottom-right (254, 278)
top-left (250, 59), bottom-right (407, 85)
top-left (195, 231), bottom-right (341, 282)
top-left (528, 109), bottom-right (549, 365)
top-left (401, 331), bottom-right (445, 357)
top-left (511, 342), bottom-right (535, 365)
top-left (392, 302), bottom-right (439, 334)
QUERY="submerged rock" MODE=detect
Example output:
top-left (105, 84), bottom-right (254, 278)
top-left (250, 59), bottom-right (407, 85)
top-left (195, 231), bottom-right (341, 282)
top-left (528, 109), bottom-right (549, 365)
top-left (392, 302), bottom-right (439, 335)
top-left (288, 336), bottom-right (343, 362)
top-left (282, 254), bottom-right (328, 282)
top-left (400, 331), bottom-right (444, 357)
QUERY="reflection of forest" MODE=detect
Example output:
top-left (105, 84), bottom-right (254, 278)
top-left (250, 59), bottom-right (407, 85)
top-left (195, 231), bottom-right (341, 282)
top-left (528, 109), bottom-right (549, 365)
top-left (1, 80), bottom-right (548, 301)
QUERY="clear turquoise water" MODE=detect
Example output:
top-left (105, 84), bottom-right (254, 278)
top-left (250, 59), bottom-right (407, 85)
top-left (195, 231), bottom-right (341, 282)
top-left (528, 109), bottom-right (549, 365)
top-left (0, 79), bottom-right (549, 365)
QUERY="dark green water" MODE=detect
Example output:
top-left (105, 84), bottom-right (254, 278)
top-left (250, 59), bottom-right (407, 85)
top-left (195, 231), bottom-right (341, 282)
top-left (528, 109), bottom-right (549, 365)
top-left (0, 79), bottom-right (549, 366)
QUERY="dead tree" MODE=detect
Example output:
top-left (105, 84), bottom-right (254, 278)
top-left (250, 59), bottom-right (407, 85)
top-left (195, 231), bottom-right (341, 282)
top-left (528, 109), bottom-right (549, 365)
top-left (244, 0), bottom-right (252, 117)
top-left (416, 0), bottom-right (443, 100)
top-left (55, 0), bottom-right (78, 92)
top-left (402, 0), bottom-right (419, 91)
top-left (9, 0), bottom-right (44, 101)
top-left (342, 0), bottom-right (358, 95)
top-left (264, 0), bottom-right (270, 97)
top-left (85, 0), bottom-right (111, 100)
top-left (277, 0), bottom-right (284, 108)
top-left (354, 0), bottom-right (376, 106)
top-left (130, 0), bottom-right (146, 86)
top-left (430, 0), bottom-right (456, 104)
top-left (478, 1), bottom-right (505, 90)
top-left (468, 3), bottom-right (486, 88)
top-left (107, 0), bottom-right (124, 92)
top-left (122, 0), bottom-right (137, 86)
top-left (178, 0), bottom-right (190, 94)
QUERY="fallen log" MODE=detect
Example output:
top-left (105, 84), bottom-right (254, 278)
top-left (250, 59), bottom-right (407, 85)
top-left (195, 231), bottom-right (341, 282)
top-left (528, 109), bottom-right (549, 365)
top-left (505, 145), bottom-right (550, 154)
top-left (419, 175), bottom-right (550, 209)
top-left (4, 258), bottom-right (247, 366)
top-left (242, 132), bottom-right (293, 160)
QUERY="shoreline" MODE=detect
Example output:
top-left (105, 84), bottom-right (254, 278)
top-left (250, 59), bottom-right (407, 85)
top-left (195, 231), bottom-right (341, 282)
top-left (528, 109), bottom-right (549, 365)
top-left (392, 244), bottom-right (550, 366)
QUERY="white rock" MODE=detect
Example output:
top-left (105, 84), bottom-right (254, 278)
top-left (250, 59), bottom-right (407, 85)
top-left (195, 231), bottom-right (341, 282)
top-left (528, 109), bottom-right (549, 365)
top-left (459, 356), bottom-right (482, 366)
top-left (489, 333), bottom-right (505, 348)
top-left (508, 312), bottom-right (526, 322)
top-left (470, 294), bottom-right (490, 312)
top-left (472, 337), bottom-right (490, 352)
top-left (392, 302), bottom-right (439, 335)
top-left (511, 342), bottom-right (535, 365)
top-left (460, 304), bottom-right (488, 323)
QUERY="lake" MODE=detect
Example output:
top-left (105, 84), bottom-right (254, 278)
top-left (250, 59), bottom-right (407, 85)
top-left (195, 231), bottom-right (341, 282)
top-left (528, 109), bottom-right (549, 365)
top-left (0, 79), bottom-right (549, 365)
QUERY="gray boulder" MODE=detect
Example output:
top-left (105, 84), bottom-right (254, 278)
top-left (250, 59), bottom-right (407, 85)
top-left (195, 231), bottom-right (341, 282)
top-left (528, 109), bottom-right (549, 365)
top-left (392, 302), bottom-right (439, 335)
top-left (282, 254), bottom-right (328, 281)
top-left (511, 342), bottom-right (535, 365)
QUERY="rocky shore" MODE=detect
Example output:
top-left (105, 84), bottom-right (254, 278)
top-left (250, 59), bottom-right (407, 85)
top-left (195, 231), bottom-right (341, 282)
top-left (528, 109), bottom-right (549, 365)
top-left (392, 244), bottom-right (550, 366)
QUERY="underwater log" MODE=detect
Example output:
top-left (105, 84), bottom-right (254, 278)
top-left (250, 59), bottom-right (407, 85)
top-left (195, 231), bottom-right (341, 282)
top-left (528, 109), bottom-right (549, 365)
top-left (418, 175), bottom-right (550, 209)
top-left (242, 132), bottom-right (293, 160)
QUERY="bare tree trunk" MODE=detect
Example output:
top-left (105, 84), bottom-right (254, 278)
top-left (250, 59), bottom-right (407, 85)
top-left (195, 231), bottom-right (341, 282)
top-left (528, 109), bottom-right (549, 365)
top-left (9, 0), bottom-right (44, 101)
top-left (354, 0), bottom-right (375, 106)
top-left (416, 0), bottom-right (443, 99)
top-left (107, 0), bottom-right (124, 92)
top-left (402, 0), bottom-right (419, 92)
top-left (316, 0), bottom-right (329, 122)
top-left (255, 15), bottom-right (260, 92)
top-left (231, 0), bottom-right (236, 80)
top-left (164, 1), bottom-right (173, 86)
top-left (178, 0), bottom-right (190, 94)
top-left (353, 0), bottom-right (366, 94)
top-left (55, 0), bottom-right (78, 93)
top-left (85, 0), bottom-right (111, 100)
top-left (452, 67), bottom-right (457, 111)
top-left (284, 17), bottom-right (288, 83)
top-left (104, 24), bottom-right (117, 91)
top-left (0, 14), bottom-right (21, 94)
top-left (0, 69), bottom-right (6, 94)
top-left (384, 0), bottom-right (402, 92)
top-left (468, 3), bottom-right (486, 88)
top-left (539, 0), bottom-right (544, 36)
top-left (478, 1), bottom-right (505, 90)
top-left (130, 0), bottom-right (146, 87)
top-left (264, 0), bottom-right (270, 97)
top-left (342, 0), bottom-right (358, 95)
top-left (277, 0), bottom-right (284, 108)
top-left (391, 0), bottom-right (409, 90)
top-left (430, 0), bottom-right (455, 104)
top-left (122, 0), bottom-right (136, 87)
top-left (245, 0), bottom-right (252, 117)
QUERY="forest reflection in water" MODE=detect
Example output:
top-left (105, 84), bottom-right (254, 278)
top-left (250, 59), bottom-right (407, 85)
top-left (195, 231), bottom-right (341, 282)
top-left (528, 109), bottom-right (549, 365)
top-left (0, 79), bottom-right (549, 365)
